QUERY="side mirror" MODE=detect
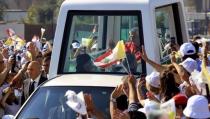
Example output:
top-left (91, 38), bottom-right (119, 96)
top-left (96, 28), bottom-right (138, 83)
top-left (2, 115), bottom-right (15, 119)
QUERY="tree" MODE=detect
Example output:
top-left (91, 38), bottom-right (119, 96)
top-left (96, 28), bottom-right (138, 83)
top-left (0, 0), bottom-right (7, 21)
top-left (24, 0), bottom-right (63, 24)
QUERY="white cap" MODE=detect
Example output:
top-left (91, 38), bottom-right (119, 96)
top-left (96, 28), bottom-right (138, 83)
top-left (180, 58), bottom-right (197, 73)
top-left (146, 71), bottom-right (160, 88)
top-left (2, 115), bottom-right (14, 119)
top-left (179, 43), bottom-right (196, 57)
top-left (138, 100), bottom-right (160, 114)
top-left (183, 95), bottom-right (210, 118)
top-left (65, 90), bottom-right (87, 115)
top-left (72, 42), bottom-right (80, 49)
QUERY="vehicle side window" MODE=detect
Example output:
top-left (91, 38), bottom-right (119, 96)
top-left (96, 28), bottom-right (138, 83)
top-left (155, 5), bottom-right (179, 64)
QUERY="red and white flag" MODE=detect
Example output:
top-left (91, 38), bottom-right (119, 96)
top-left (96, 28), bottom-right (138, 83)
top-left (94, 41), bottom-right (126, 68)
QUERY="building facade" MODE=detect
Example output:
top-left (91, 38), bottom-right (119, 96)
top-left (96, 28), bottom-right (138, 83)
top-left (184, 0), bottom-right (210, 37)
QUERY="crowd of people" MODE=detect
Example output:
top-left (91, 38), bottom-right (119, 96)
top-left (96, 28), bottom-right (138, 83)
top-left (107, 36), bottom-right (210, 119)
top-left (72, 36), bottom-right (210, 119)
top-left (0, 28), bottom-right (52, 118)
top-left (0, 26), bottom-right (210, 119)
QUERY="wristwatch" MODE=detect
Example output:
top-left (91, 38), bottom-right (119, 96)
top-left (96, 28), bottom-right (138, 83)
top-left (110, 98), bottom-right (117, 103)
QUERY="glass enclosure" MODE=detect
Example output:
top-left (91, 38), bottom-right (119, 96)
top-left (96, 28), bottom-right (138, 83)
top-left (60, 11), bottom-right (143, 74)
top-left (155, 5), bottom-right (179, 64)
top-left (16, 86), bottom-right (114, 119)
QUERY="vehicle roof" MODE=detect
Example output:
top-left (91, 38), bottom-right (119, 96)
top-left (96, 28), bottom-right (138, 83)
top-left (43, 74), bottom-right (124, 87)
top-left (61, 0), bottom-right (181, 11)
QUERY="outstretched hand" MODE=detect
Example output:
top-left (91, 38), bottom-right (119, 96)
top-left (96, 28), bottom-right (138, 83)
top-left (127, 75), bottom-right (136, 85)
top-left (111, 84), bottom-right (123, 99)
top-left (140, 46), bottom-right (148, 61)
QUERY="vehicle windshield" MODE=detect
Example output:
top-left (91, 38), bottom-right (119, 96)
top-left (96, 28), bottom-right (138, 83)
top-left (16, 86), bottom-right (114, 119)
top-left (59, 11), bottom-right (144, 75)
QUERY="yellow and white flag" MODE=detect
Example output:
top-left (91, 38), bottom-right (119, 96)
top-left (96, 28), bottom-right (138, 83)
top-left (94, 40), bottom-right (126, 68)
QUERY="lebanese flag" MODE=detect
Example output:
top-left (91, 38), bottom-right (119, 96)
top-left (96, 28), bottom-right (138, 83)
top-left (6, 28), bottom-right (15, 37)
top-left (94, 41), bottom-right (126, 68)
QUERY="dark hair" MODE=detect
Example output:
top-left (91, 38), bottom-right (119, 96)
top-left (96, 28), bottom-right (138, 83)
top-left (190, 41), bottom-right (199, 54)
top-left (193, 35), bottom-right (201, 41)
top-left (10, 55), bottom-right (17, 73)
top-left (175, 104), bottom-right (187, 110)
top-left (76, 54), bottom-right (92, 72)
top-left (2, 90), bottom-right (19, 105)
top-left (43, 56), bottom-right (51, 63)
top-left (182, 54), bottom-right (198, 61)
top-left (43, 51), bottom-right (52, 57)
top-left (116, 95), bottom-right (128, 111)
top-left (129, 111), bottom-right (146, 119)
top-left (160, 70), bottom-right (180, 102)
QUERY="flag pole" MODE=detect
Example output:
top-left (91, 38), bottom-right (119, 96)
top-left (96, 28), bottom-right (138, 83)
top-left (121, 60), bottom-right (130, 74)
top-left (121, 40), bottom-right (131, 74)
top-left (125, 55), bottom-right (131, 74)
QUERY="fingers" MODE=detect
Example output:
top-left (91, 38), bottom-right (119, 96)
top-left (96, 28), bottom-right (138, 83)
top-left (111, 85), bottom-right (123, 98)
top-left (128, 75), bottom-right (136, 84)
top-left (113, 109), bottom-right (129, 119)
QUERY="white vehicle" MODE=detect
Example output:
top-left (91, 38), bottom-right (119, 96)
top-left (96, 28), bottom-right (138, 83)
top-left (12, 0), bottom-right (188, 118)
top-left (49, 0), bottom-right (188, 77)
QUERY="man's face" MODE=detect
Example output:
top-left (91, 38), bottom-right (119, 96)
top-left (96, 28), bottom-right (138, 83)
top-left (43, 60), bottom-right (50, 74)
top-left (27, 42), bottom-right (35, 52)
top-left (27, 63), bottom-right (41, 80)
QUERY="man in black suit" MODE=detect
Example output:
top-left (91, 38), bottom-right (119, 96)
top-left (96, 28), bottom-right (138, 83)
top-left (21, 61), bottom-right (48, 104)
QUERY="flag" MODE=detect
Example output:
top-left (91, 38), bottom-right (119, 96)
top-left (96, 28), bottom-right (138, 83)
top-left (41, 28), bottom-right (46, 39)
top-left (160, 99), bottom-right (176, 119)
top-left (81, 38), bottom-right (94, 48)
top-left (32, 35), bottom-right (41, 51)
top-left (94, 40), bottom-right (126, 68)
top-left (4, 38), bottom-right (13, 46)
top-left (41, 28), bottom-right (46, 35)
top-left (201, 62), bottom-right (210, 92)
top-left (15, 36), bottom-right (25, 50)
top-left (6, 28), bottom-right (15, 37)
top-left (8, 35), bottom-right (26, 50)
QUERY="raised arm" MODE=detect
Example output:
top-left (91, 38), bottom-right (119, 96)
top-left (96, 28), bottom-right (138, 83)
top-left (141, 46), bottom-right (166, 72)
top-left (127, 75), bottom-right (138, 104)
top-left (0, 61), bottom-right (12, 86)
top-left (110, 85), bottom-right (123, 119)
top-left (1, 87), bottom-right (13, 108)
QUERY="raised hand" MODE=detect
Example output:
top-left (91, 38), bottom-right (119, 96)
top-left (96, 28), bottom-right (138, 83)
top-left (113, 109), bottom-right (130, 119)
top-left (111, 84), bottom-right (123, 99)
top-left (140, 45), bottom-right (148, 61)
